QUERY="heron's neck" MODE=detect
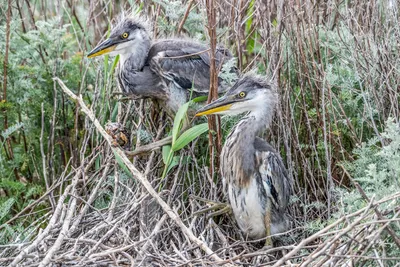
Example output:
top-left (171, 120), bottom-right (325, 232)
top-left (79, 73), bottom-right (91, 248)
top-left (222, 108), bottom-right (273, 187)
top-left (119, 39), bottom-right (151, 71)
top-left (120, 52), bottom-right (146, 71)
top-left (231, 107), bottom-right (273, 140)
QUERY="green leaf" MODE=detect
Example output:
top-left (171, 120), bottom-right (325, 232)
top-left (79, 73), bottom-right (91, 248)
top-left (110, 55), bottom-right (120, 77)
top-left (245, 0), bottom-right (255, 34)
top-left (1, 122), bottom-right (24, 139)
top-left (162, 145), bottom-right (172, 164)
top-left (0, 198), bottom-right (15, 222)
top-left (113, 151), bottom-right (133, 178)
top-left (111, 103), bottom-right (119, 121)
top-left (172, 123), bottom-right (209, 151)
top-left (191, 95), bottom-right (208, 103)
top-left (95, 156), bottom-right (101, 170)
top-left (166, 156), bottom-right (180, 175)
top-left (103, 54), bottom-right (109, 77)
top-left (245, 0), bottom-right (255, 53)
top-left (172, 102), bottom-right (190, 144)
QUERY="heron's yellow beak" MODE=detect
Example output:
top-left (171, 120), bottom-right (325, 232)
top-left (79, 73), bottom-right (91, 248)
top-left (195, 96), bottom-right (233, 116)
top-left (87, 38), bottom-right (116, 58)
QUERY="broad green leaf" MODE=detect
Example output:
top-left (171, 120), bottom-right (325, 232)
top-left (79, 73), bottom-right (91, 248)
top-left (162, 145), bottom-right (172, 164)
top-left (172, 123), bottom-right (209, 151)
top-left (172, 102), bottom-right (190, 144)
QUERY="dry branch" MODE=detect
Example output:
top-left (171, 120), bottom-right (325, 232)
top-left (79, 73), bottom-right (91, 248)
top-left (205, 0), bottom-right (222, 176)
top-left (53, 77), bottom-right (225, 264)
top-left (124, 136), bottom-right (172, 157)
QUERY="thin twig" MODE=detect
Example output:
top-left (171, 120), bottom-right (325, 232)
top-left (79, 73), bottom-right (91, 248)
top-left (177, 0), bottom-right (195, 34)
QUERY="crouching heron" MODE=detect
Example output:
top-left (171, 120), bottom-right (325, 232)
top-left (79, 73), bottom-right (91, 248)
top-left (87, 14), bottom-right (236, 117)
top-left (195, 74), bottom-right (293, 246)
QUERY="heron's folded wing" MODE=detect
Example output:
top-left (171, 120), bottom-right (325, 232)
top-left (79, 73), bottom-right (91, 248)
top-left (255, 137), bottom-right (293, 211)
top-left (118, 66), bottom-right (166, 99)
top-left (147, 40), bottom-right (233, 93)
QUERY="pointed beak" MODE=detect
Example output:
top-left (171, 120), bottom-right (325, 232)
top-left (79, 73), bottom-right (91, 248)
top-left (195, 96), bottom-right (234, 116)
top-left (87, 38), bottom-right (117, 58)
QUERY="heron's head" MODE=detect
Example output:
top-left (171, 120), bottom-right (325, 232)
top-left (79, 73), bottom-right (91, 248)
top-left (196, 74), bottom-right (277, 117)
top-left (87, 15), bottom-right (151, 58)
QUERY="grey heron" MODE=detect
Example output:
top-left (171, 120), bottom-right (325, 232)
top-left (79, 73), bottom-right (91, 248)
top-left (195, 74), bottom-right (293, 246)
top-left (87, 15), bottom-right (236, 117)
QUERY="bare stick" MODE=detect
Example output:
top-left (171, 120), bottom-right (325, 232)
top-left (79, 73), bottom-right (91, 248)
top-left (53, 77), bottom-right (224, 263)
top-left (177, 0), bottom-right (195, 34)
top-left (38, 188), bottom-right (77, 267)
top-left (205, 0), bottom-right (222, 176)
top-left (10, 182), bottom-right (75, 267)
top-left (272, 196), bottom-right (390, 267)
top-left (124, 136), bottom-right (172, 157)
top-left (40, 104), bottom-right (51, 194)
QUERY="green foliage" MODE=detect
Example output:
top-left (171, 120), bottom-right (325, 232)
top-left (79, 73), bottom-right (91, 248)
top-left (153, 0), bottom-right (204, 38)
top-left (341, 118), bottom-right (400, 211)
top-left (172, 123), bottom-right (209, 151)
top-left (162, 100), bottom-right (209, 178)
top-left (326, 118), bottom-right (400, 265)
top-left (219, 57), bottom-right (238, 88)
top-left (0, 6), bottom-right (96, 242)
top-left (0, 198), bottom-right (15, 222)
top-left (1, 122), bottom-right (24, 140)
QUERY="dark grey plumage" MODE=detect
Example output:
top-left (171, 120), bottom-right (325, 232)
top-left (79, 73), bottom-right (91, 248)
top-left (88, 15), bottom-right (236, 116)
top-left (196, 74), bottom-right (293, 244)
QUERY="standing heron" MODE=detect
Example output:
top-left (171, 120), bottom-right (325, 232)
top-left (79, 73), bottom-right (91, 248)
top-left (195, 74), bottom-right (293, 246)
top-left (87, 15), bottom-right (236, 117)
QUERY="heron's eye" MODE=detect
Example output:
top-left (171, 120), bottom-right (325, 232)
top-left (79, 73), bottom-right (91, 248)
top-left (238, 91), bottom-right (246, 98)
top-left (121, 32), bottom-right (129, 39)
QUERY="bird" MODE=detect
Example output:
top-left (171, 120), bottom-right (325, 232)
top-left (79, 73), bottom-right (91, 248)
top-left (87, 14), bottom-right (236, 118)
top-left (195, 73), bottom-right (293, 246)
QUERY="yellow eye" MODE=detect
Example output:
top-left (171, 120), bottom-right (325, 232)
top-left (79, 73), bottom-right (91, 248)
top-left (121, 32), bottom-right (129, 39)
top-left (238, 92), bottom-right (246, 98)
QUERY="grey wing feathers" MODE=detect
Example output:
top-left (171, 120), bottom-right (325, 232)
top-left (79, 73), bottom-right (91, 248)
top-left (255, 137), bottom-right (292, 211)
top-left (118, 66), bottom-right (166, 99)
top-left (147, 40), bottom-right (234, 93)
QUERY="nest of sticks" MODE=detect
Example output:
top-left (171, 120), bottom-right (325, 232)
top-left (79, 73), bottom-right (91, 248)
top-left (1, 79), bottom-right (399, 267)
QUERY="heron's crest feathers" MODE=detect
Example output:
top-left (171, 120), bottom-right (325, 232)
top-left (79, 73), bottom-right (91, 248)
top-left (112, 12), bottom-right (152, 38)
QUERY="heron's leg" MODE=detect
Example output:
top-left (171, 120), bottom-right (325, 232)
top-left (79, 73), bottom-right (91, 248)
top-left (264, 200), bottom-right (272, 247)
top-left (190, 195), bottom-right (232, 218)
